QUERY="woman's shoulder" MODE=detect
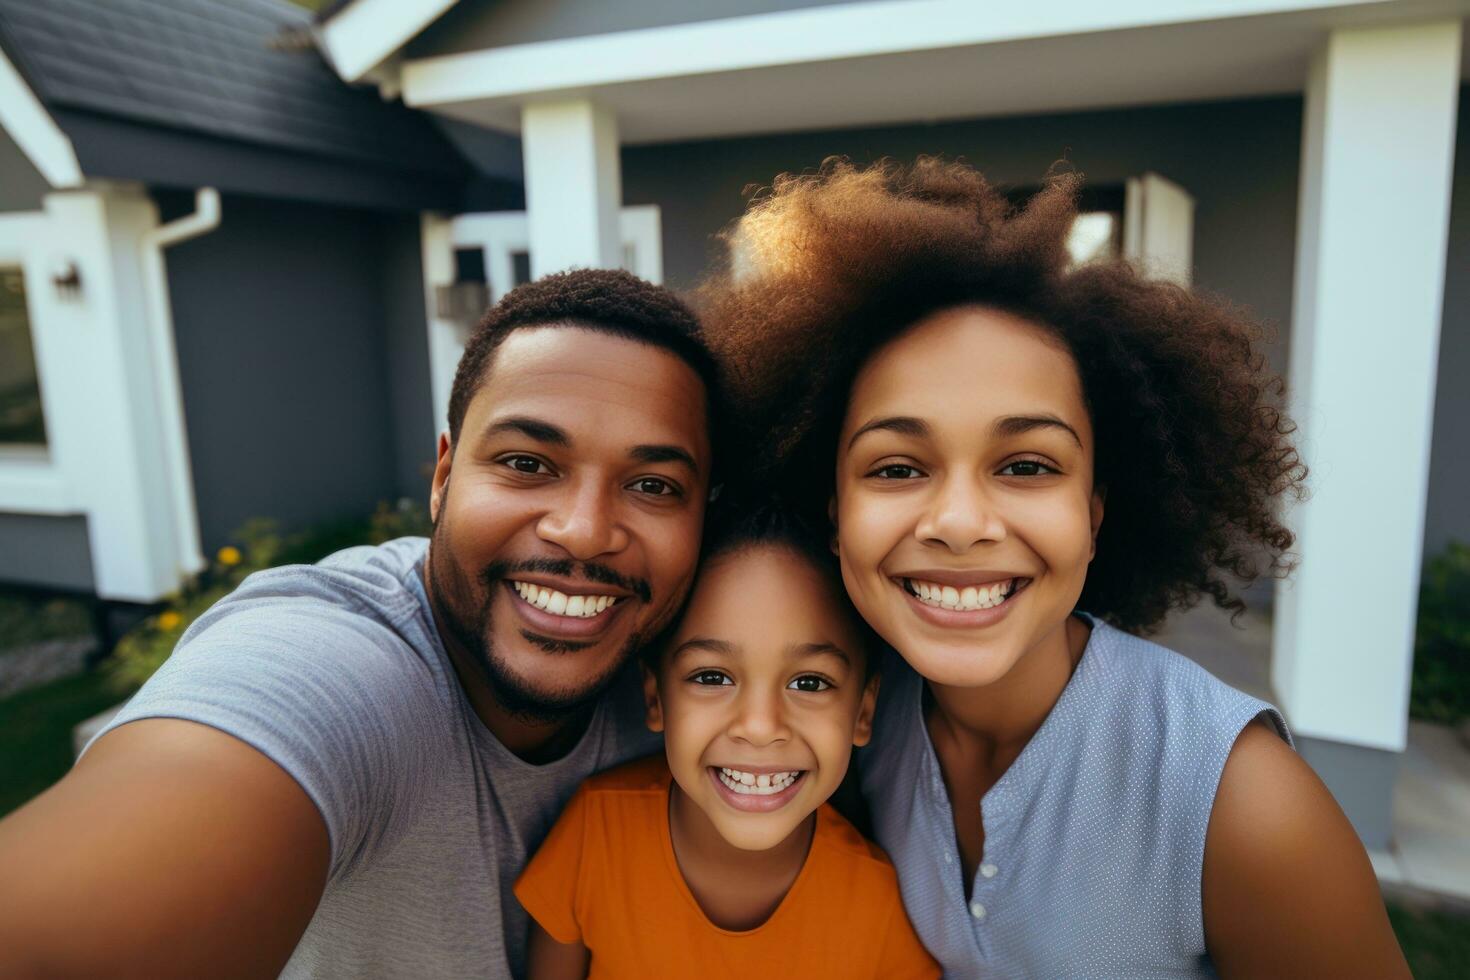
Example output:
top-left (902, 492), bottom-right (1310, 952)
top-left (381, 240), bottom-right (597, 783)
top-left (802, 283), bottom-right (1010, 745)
top-left (1082, 618), bottom-right (1289, 743)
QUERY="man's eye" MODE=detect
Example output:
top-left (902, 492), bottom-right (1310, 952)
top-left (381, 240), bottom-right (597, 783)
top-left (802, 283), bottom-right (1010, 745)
top-left (998, 459), bottom-right (1057, 477)
top-left (501, 455), bottom-right (550, 475)
top-left (629, 477), bottom-right (680, 497)
top-left (788, 675), bottom-right (832, 693)
top-left (868, 464), bottom-right (924, 480)
top-left (690, 670), bottom-right (732, 686)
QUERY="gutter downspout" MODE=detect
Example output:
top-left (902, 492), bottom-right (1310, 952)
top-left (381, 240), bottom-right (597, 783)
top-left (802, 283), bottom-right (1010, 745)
top-left (140, 187), bottom-right (220, 580)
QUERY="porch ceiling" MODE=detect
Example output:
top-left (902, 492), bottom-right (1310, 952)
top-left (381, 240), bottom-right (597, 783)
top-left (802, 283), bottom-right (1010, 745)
top-left (406, 0), bottom-right (1470, 144)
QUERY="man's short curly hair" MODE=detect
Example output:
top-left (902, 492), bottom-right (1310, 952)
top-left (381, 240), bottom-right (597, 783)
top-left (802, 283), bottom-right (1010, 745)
top-left (447, 268), bottom-right (721, 449)
top-left (697, 157), bottom-right (1306, 634)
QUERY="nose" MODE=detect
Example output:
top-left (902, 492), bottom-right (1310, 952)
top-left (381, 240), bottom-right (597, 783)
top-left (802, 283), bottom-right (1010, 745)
top-left (535, 477), bottom-right (629, 560)
top-left (915, 472), bottom-right (1007, 554)
top-left (726, 685), bottom-right (791, 747)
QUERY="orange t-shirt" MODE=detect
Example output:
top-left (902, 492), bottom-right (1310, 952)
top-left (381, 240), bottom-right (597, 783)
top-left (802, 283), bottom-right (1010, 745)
top-left (514, 754), bottom-right (938, 979)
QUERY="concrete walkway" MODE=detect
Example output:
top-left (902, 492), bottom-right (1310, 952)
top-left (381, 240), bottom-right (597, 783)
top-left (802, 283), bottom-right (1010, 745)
top-left (1155, 601), bottom-right (1470, 904)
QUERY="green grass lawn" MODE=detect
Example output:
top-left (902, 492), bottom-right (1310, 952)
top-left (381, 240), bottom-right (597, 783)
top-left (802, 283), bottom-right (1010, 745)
top-left (0, 667), bottom-right (133, 817)
top-left (1, 670), bottom-right (1468, 967)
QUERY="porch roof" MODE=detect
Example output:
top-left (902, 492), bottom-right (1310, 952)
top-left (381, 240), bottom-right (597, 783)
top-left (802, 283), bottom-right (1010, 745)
top-left (353, 0), bottom-right (1470, 145)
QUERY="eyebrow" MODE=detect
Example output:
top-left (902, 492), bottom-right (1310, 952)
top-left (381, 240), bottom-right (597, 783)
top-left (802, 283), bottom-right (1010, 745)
top-left (482, 418), bottom-right (700, 472)
top-left (787, 642), bottom-right (851, 666)
top-left (631, 444), bottom-right (699, 475)
top-left (671, 637), bottom-right (736, 657)
top-left (846, 415), bottom-right (929, 450)
top-left (482, 416), bottom-right (569, 446)
top-left (993, 414), bottom-right (1083, 448)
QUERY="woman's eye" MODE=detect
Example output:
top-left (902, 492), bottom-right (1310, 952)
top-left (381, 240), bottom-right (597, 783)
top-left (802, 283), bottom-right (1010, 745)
top-left (629, 477), bottom-right (680, 497)
top-left (869, 464), bottom-right (924, 480)
top-left (998, 459), bottom-right (1057, 477)
top-left (501, 455), bottom-right (550, 475)
top-left (690, 670), bottom-right (732, 686)
top-left (788, 675), bottom-right (832, 693)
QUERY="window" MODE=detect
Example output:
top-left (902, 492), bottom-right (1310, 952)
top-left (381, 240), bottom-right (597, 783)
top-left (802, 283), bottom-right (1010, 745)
top-left (0, 267), bottom-right (46, 447)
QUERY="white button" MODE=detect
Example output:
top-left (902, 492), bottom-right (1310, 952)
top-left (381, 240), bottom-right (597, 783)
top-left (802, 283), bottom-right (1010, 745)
top-left (942, 851), bottom-right (953, 864)
top-left (980, 863), bottom-right (998, 878)
top-left (969, 900), bottom-right (987, 921)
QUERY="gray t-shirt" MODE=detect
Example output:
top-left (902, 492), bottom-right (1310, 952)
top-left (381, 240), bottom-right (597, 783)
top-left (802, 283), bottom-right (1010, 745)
top-left (87, 537), bottom-right (662, 979)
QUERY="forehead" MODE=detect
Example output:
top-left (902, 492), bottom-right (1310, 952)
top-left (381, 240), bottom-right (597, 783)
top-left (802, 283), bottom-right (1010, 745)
top-left (468, 324), bottom-right (709, 446)
top-left (847, 306), bottom-right (1088, 435)
top-left (673, 547), bottom-right (862, 660)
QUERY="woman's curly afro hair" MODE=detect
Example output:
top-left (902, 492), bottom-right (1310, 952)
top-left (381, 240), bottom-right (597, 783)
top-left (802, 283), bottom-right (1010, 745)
top-left (697, 157), bottom-right (1306, 634)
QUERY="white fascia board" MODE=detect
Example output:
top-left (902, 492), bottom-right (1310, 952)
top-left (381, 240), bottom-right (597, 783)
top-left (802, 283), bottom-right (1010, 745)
top-left (0, 45), bottom-right (82, 188)
top-left (403, 0), bottom-right (1390, 109)
top-left (317, 0), bottom-right (459, 83)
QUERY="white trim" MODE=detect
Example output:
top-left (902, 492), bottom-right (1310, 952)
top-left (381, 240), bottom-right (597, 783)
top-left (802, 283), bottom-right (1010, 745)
top-left (0, 45), bottom-right (82, 188)
top-left (139, 188), bottom-right (220, 578)
top-left (316, 0), bottom-right (458, 83)
top-left (403, 0), bottom-right (1388, 110)
top-left (522, 100), bottom-right (622, 278)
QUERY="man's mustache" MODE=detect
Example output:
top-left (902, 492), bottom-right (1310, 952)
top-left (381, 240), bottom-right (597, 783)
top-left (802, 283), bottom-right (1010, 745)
top-left (481, 558), bottom-right (653, 603)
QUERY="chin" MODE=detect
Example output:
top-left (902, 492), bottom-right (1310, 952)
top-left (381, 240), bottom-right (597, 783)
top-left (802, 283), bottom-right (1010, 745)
top-left (713, 814), bottom-right (807, 852)
top-left (896, 635), bottom-right (1025, 689)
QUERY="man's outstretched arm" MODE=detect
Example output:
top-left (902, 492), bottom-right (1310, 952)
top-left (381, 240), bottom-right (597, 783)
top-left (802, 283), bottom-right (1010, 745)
top-left (0, 718), bottom-right (329, 978)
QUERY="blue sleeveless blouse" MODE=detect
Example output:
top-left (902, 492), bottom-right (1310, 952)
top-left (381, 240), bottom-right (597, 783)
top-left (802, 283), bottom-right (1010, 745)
top-left (858, 617), bottom-right (1290, 979)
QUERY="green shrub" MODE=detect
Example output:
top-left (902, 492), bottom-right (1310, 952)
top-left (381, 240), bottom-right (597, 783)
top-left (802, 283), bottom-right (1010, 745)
top-left (108, 499), bottom-right (431, 691)
top-left (1409, 540), bottom-right (1470, 725)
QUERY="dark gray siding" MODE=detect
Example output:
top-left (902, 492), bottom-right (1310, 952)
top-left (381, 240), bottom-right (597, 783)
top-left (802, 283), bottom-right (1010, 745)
top-left (409, 0), bottom-right (857, 57)
top-left (624, 96), bottom-right (1302, 378)
top-left (0, 125), bottom-right (47, 212)
top-left (157, 191), bottom-right (431, 550)
top-left (1422, 90), bottom-right (1470, 559)
top-left (0, 513), bottom-right (92, 591)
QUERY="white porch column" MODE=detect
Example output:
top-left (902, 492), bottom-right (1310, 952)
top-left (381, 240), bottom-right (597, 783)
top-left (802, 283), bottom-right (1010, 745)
top-left (1272, 21), bottom-right (1461, 847)
top-left (520, 99), bottom-right (622, 277)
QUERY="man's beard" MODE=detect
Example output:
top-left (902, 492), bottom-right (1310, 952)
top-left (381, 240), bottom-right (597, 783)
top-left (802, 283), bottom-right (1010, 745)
top-left (426, 507), bottom-right (653, 725)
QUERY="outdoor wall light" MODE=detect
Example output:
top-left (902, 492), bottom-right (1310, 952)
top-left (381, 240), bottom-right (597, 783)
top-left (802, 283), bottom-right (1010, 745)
top-left (50, 258), bottom-right (81, 300)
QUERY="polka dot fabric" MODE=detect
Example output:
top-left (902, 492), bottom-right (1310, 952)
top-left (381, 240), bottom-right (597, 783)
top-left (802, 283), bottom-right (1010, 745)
top-left (858, 616), bottom-right (1290, 979)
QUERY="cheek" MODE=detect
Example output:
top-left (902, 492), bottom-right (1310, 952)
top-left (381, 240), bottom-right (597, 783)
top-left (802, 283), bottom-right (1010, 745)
top-left (1018, 489), bottom-right (1095, 576)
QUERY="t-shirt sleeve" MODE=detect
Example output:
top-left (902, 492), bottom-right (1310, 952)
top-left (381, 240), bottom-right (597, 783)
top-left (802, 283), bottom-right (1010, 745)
top-left (875, 891), bottom-right (942, 980)
top-left (514, 785), bottom-right (594, 945)
top-left (83, 579), bottom-right (442, 881)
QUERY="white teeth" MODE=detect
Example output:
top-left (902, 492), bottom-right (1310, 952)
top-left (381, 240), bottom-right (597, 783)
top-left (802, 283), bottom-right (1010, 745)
top-left (718, 767), bottom-right (802, 796)
top-left (905, 577), bottom-right (1020, 611)
top-left (511, 581), bottom-right (620, 618)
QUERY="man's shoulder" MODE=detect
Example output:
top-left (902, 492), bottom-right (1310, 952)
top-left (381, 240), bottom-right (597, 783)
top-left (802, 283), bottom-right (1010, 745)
top-left (224, 537), bottom-right (429, 620)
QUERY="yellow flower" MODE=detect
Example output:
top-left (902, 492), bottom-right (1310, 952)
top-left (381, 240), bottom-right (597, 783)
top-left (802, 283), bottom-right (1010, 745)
top-left (157, 610), bottom-right (182, 631)
top-left (217, 545), bottom-right (242, 566)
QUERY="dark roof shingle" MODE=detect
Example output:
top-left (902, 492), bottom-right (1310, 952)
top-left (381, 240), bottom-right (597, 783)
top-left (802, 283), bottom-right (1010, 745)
top-left (0, 0), bottom-right (465, 177)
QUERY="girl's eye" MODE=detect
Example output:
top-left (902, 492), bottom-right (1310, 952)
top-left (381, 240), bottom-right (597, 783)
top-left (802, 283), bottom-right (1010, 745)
top-left (787, 675), bottom-right (832, 693)
top-left (501, 455), bottom-right (551, 475)
top-left (628, 476), bottom-right (681, 498)
top-left (690, 670), bottom-right (732, 686)
top-left (868, 464), bottom-right (924, 480)
top-left (998, 459), bottom-right (1058, 477)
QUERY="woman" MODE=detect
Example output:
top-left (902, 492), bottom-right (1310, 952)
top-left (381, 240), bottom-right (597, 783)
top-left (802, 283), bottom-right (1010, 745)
top-left (699, 157), bottom-right (1408, 978)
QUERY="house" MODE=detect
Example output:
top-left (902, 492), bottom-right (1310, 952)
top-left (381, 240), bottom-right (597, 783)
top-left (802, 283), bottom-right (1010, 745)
top-left (2, 0), bottom-right (1466, 851)
top-left (0, 0), bottom-right (512, 618)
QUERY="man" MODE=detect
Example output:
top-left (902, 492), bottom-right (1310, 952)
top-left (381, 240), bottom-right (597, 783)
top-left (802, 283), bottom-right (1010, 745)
top-left (0, 269), bottom-right (719, 978)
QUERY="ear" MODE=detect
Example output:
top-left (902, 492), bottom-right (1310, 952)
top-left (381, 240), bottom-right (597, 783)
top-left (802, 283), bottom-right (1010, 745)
top-left (851, 672), bottom-right (880, 748)
top-left (1088, 486), bottom-right (1106, 561)
top-left (430, 430), bottom-right (453, 523)
top-left (828, 495), bottom-right (840, 557)
top-left (641, 662), bottom-right (665, 733)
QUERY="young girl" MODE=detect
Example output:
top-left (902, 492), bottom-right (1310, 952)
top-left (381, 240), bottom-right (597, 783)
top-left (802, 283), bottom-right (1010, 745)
top-left (514, 505), bottom-right (938, 979)
top-left (701, 158), bottom-right (1409, 978)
